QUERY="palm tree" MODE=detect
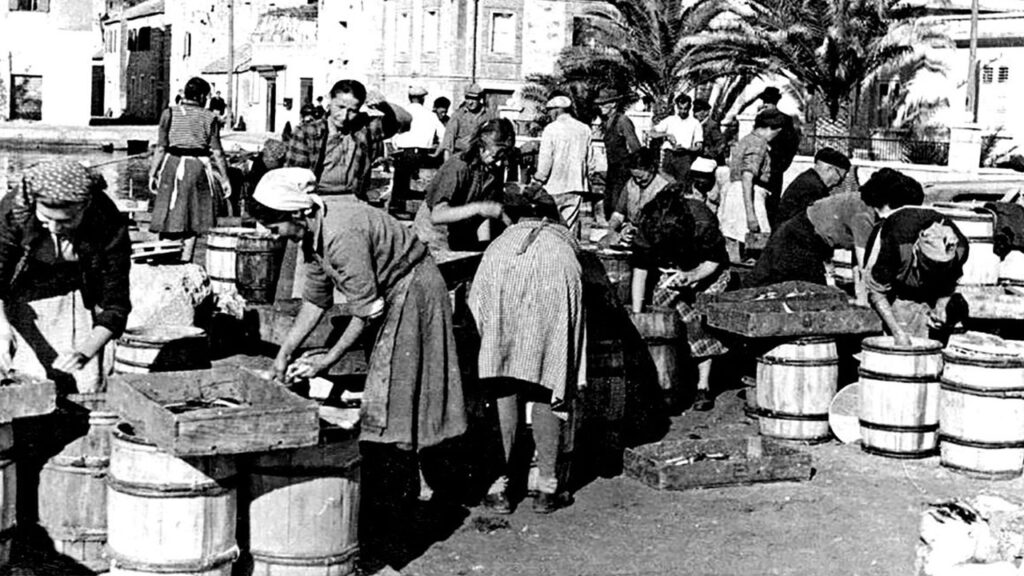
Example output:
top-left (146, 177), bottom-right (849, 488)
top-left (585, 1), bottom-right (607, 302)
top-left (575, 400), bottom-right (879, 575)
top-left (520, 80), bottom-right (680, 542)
top-left (683, 0), bottom-right (946, 138)
top-left (549, 0), bottom-right (736, 120)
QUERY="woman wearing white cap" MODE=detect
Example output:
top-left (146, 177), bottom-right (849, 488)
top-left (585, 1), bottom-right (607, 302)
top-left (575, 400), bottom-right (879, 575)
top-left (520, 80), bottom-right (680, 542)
top-left (250, 167), bottom-right (467, 556)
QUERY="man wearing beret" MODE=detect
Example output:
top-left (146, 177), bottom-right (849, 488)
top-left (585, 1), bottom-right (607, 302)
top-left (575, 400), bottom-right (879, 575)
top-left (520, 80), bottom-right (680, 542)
top-left (440, 83), bottom-right (496, 160)
top-left (529, 95), bottom-right (594, 236)
top-left (772, 147), bottom-right (851, 228)
top-left (0, 160), bottom-right (131, 393)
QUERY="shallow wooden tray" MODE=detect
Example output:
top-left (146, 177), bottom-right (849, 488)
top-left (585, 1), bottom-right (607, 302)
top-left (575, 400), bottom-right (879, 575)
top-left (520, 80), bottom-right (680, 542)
top-left (704, 298), bottom-right (881, 338)
top-left (624, 437), bottom-right (813, 491)
top-left (109, 366), bottom-right (319, 457)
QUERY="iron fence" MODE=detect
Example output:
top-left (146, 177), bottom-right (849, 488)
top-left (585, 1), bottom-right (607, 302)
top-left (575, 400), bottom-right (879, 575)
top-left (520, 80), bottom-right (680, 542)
top-left (799, 133), bottom-right (950, 166)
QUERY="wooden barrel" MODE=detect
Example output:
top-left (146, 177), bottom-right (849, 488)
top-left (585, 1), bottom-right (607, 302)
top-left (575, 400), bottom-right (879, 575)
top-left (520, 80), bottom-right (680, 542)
top-left (235, 233), bottom-right (287, 305)
top-left (630, 308), bottom-right (683, 408)
top-left (114, 325), bottom-right (210, 374)
top-left (206, 227), bottom-right (258, 295)
top-left (939, 347), bottom-right (1024, 479)
top-left (999, 250), bottom-right (1024, 286)
top-left (932, 203), bottom-right (999, 286)
top-left (594, 248), bottom-right (633, 306)
top-left (831, 249), bottom-right (855, 285)
top-left (755, 338), bottom-right (839, 442)
top-left (36, 393), bottom-right (116, 572)
top-left (0, 423), bottom-right (14, 569)
top-left (858, 336), bottom-right (942, 458)
top-left (243, 428), bottom-right (360, 576)
top-left (107, 423), bottom-right (238, 576)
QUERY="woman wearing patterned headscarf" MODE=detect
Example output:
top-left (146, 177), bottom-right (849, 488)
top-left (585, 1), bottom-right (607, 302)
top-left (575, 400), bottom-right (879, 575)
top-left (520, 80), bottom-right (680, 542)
top-left (863, 206), bottom-right (969, 345)
top-left (0, 160), bottom-right (131, 393)
top-left (149, 76), bottom-right (232, 262)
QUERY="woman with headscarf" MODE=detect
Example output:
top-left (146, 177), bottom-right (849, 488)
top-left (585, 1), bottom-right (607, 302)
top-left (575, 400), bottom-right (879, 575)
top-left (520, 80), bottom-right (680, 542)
top-left (149, 76), bottom-right (232, 262)
top-left (250, 167), bottom-right (466, 558)
top-left (414, 118), bottom-right (516, 252)
top-left (746, 168), bottom-right (925, 303)
top-left (605, 147), bottom-right (674, 245)
top-left (863, 206), bottom-right (969, 345)
top-left (0, 160), bottom-right (131, 393)
top-left (468, 185), bottom-right (584, 514)
top-left (630, 182), bottom-right (730, 411)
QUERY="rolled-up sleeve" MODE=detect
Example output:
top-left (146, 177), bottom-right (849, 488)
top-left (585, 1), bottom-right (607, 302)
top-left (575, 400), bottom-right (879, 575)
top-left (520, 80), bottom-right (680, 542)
top-left (740, 139), bottom-right (767, 175)
top-left (324, 231), bottom-right (385, 319)
top-left (425, 157), bottom-right (465, 209)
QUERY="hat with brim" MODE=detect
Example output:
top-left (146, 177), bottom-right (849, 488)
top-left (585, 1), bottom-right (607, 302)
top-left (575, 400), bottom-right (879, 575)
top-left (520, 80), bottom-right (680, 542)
top-left (545, 95), bottom-right (572, 109)
top-left (465, 83), bottom-right (484, 98)
top-left (594, 88), bottom-right (623, 105)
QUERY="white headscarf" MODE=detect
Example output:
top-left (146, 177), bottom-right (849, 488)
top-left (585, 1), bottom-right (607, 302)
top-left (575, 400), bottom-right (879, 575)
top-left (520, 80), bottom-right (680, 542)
top-left (252, 167), bottom-right (323, 213)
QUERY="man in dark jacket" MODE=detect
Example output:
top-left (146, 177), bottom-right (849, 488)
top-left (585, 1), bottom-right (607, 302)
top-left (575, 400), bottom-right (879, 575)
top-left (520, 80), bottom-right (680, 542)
top-left (595, 88), bottom-right (641, 219)
top-left (772, 147), bottom-right (850, 228)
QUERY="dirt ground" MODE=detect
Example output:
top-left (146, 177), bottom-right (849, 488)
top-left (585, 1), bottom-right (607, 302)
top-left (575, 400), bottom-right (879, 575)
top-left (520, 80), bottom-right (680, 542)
top-left (393, 389), bottom-right (1024, 576)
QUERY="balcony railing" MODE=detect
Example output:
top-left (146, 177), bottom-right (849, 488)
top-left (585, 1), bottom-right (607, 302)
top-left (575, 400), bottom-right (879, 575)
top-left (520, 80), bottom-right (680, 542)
top-left (799, 133), bottom-right (950, 166)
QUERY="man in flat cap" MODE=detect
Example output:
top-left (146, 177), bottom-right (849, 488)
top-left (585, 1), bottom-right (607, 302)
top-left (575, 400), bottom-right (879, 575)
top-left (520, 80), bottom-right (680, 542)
top-left (440, 83), bottom-right (496, 160)
top-left (772, 146), bottom-right (851, 228)
top-left (389, 85), bottom-right (447, 214)
top-left (595, 87), bottom-right (641, 219)
top-left (529, 95), bottom-right (594, 236)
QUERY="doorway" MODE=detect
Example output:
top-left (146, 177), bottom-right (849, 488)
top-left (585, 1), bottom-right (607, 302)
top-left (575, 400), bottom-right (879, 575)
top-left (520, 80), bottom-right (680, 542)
top-left (265, 76), bottom-right (277, 133)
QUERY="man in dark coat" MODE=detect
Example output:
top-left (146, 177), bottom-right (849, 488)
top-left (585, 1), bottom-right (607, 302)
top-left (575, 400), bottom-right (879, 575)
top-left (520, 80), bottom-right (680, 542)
top-left (595, 88), bottom-right (642, 220)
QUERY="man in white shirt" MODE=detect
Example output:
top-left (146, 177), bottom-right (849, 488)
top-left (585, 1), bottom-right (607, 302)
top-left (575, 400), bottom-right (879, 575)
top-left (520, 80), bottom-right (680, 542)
top-left (529, 95), bottom-right (593, 236)
top-left (389, 85), bottom-right (446, 214)
top-left (649, 93), bottom-right (703, 189)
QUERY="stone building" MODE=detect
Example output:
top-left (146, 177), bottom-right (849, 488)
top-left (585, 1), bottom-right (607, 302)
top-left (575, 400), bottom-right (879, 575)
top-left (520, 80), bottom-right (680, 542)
top-left (0, 0), bottom-right (106, 124)
top-left (101, 0), bottom-right (171, 122)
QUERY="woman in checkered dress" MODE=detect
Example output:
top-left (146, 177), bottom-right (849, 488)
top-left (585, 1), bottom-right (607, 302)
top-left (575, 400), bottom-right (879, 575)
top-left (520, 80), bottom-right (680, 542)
top-left (630, 182), bottom-right (730, 411)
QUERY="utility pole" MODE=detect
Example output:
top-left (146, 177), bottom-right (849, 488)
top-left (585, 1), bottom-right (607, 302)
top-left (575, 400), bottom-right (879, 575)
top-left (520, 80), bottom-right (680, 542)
top-left (118, 0), bottom-right (128, 114)
top-left (227, 0), bottom-right (235, 129)
top-left (470, 0), bottom-right (479, 83)
top-left (965, 0), bottom-right (980, 122)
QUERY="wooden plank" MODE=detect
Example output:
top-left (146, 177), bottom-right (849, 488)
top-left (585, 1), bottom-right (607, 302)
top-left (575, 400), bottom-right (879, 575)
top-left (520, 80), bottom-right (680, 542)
top-left (696, 281), bottom-right (848, 308)
top-left (108, 366), bottom-right (319, 457)
top-left (0, 374), bottom-right (56, 423)
top-left (623, 437), bottom-right (813, 491)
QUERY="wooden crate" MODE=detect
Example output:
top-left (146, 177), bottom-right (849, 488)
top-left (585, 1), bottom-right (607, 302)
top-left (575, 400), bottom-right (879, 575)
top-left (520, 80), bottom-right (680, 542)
top-left (624, 437), bottom-right (813, 491)
top-left (705, 299), bottom-right (881, 338)
top-left (108, 366), bottom-right (319, 457)
top-left (697, 281), bottom-right (848, 308)
top-left (0, 373), bottom-right (56, 423)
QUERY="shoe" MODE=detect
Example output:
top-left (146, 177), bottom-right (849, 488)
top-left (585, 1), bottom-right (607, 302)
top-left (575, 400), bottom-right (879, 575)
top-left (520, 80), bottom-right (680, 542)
top-left (692, 389), bottom-right (714, 411)
top-left (532, 491), bottom-right (573, 514)
top-left (482, 491), bottom-right (512, 514)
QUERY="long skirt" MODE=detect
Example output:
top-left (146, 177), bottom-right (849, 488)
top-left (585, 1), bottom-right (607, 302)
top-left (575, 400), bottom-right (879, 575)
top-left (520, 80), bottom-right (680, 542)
top-left (468, 221), bottom-right (585, 414)
top-left (746, 213), bottom-right (831, 287)
top-left (651, 269), bottom-right (730, 359)
top-left (150, 154), bottom-right (218, 234)
top-left (7, 290), bottom-right (107, 394)
top-left (717, 180), bottom-right (771, 243)
top-left (359, 256), bottom-right (467, 449)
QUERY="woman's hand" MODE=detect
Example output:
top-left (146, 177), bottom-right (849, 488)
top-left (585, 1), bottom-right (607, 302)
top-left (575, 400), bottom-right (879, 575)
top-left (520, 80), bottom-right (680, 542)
top-left (893, 330), bottom-right (913, 347)
top-left (284, 350), bottom-right (331, 383)
top-left (218, 174), bottom-right (233, 199)
top-left (52, 351), bottom-right (89, 374)
top-left (746, 214), bottom-right (761, 235)
top-left (476, 201), bottom-right (503, 219)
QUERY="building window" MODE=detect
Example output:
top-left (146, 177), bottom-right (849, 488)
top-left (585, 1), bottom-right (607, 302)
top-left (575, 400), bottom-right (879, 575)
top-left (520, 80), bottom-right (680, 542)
top-left (998, 66), bottom-right (1010, 83)
top-left (10, 74), bottom-right (43, 120)
top-left (184, 32), bottom-right (192, 57)
top-left (9, 0), bottom-right (49, 12)
top-left (982, 65), bottom-right (994, 84)
top-left (422, 9), bottom-right (440, 55)
top-left (128, 29), bottom-right (137, 51)
top-left (396, 12), bottom-right (411, 55)
top-left (490, 12), bottom-right (516, 55)
top-left (137, 27), bottom-right (151, 51)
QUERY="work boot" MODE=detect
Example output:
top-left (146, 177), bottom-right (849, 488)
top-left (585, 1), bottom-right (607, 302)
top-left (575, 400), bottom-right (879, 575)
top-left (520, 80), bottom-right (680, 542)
top-left (482, 475), bottom-right (512, 514)
top-left (532, 491), bottom-right (573, 514)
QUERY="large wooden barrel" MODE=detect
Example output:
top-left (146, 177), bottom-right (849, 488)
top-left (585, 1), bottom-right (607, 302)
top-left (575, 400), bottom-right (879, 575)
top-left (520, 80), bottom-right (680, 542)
top-left (932, 203), bottom-right (999, 286)
top-left (939, 346), bottom-right (1024, 479)
top-left (36, 393), bottom-right (116, 572)
top-left (107, 423), bottom-right (238, 576)
top-left (0, 423), bottom-right (14, 569)
top-left (205, 227), bottom-right (258, 295)
top-left (756, 338), bottom-right (839, 442)
top-left (114, 325), bottom-right (210, 374)
top-left (235, 234), bottom-right (287, 305)
top-left (630, 308), bottom-right (683, 408)
top-left (858, 336), bottom-right (943, 458)
top-left (243, 428), bottom-right (360, 576)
